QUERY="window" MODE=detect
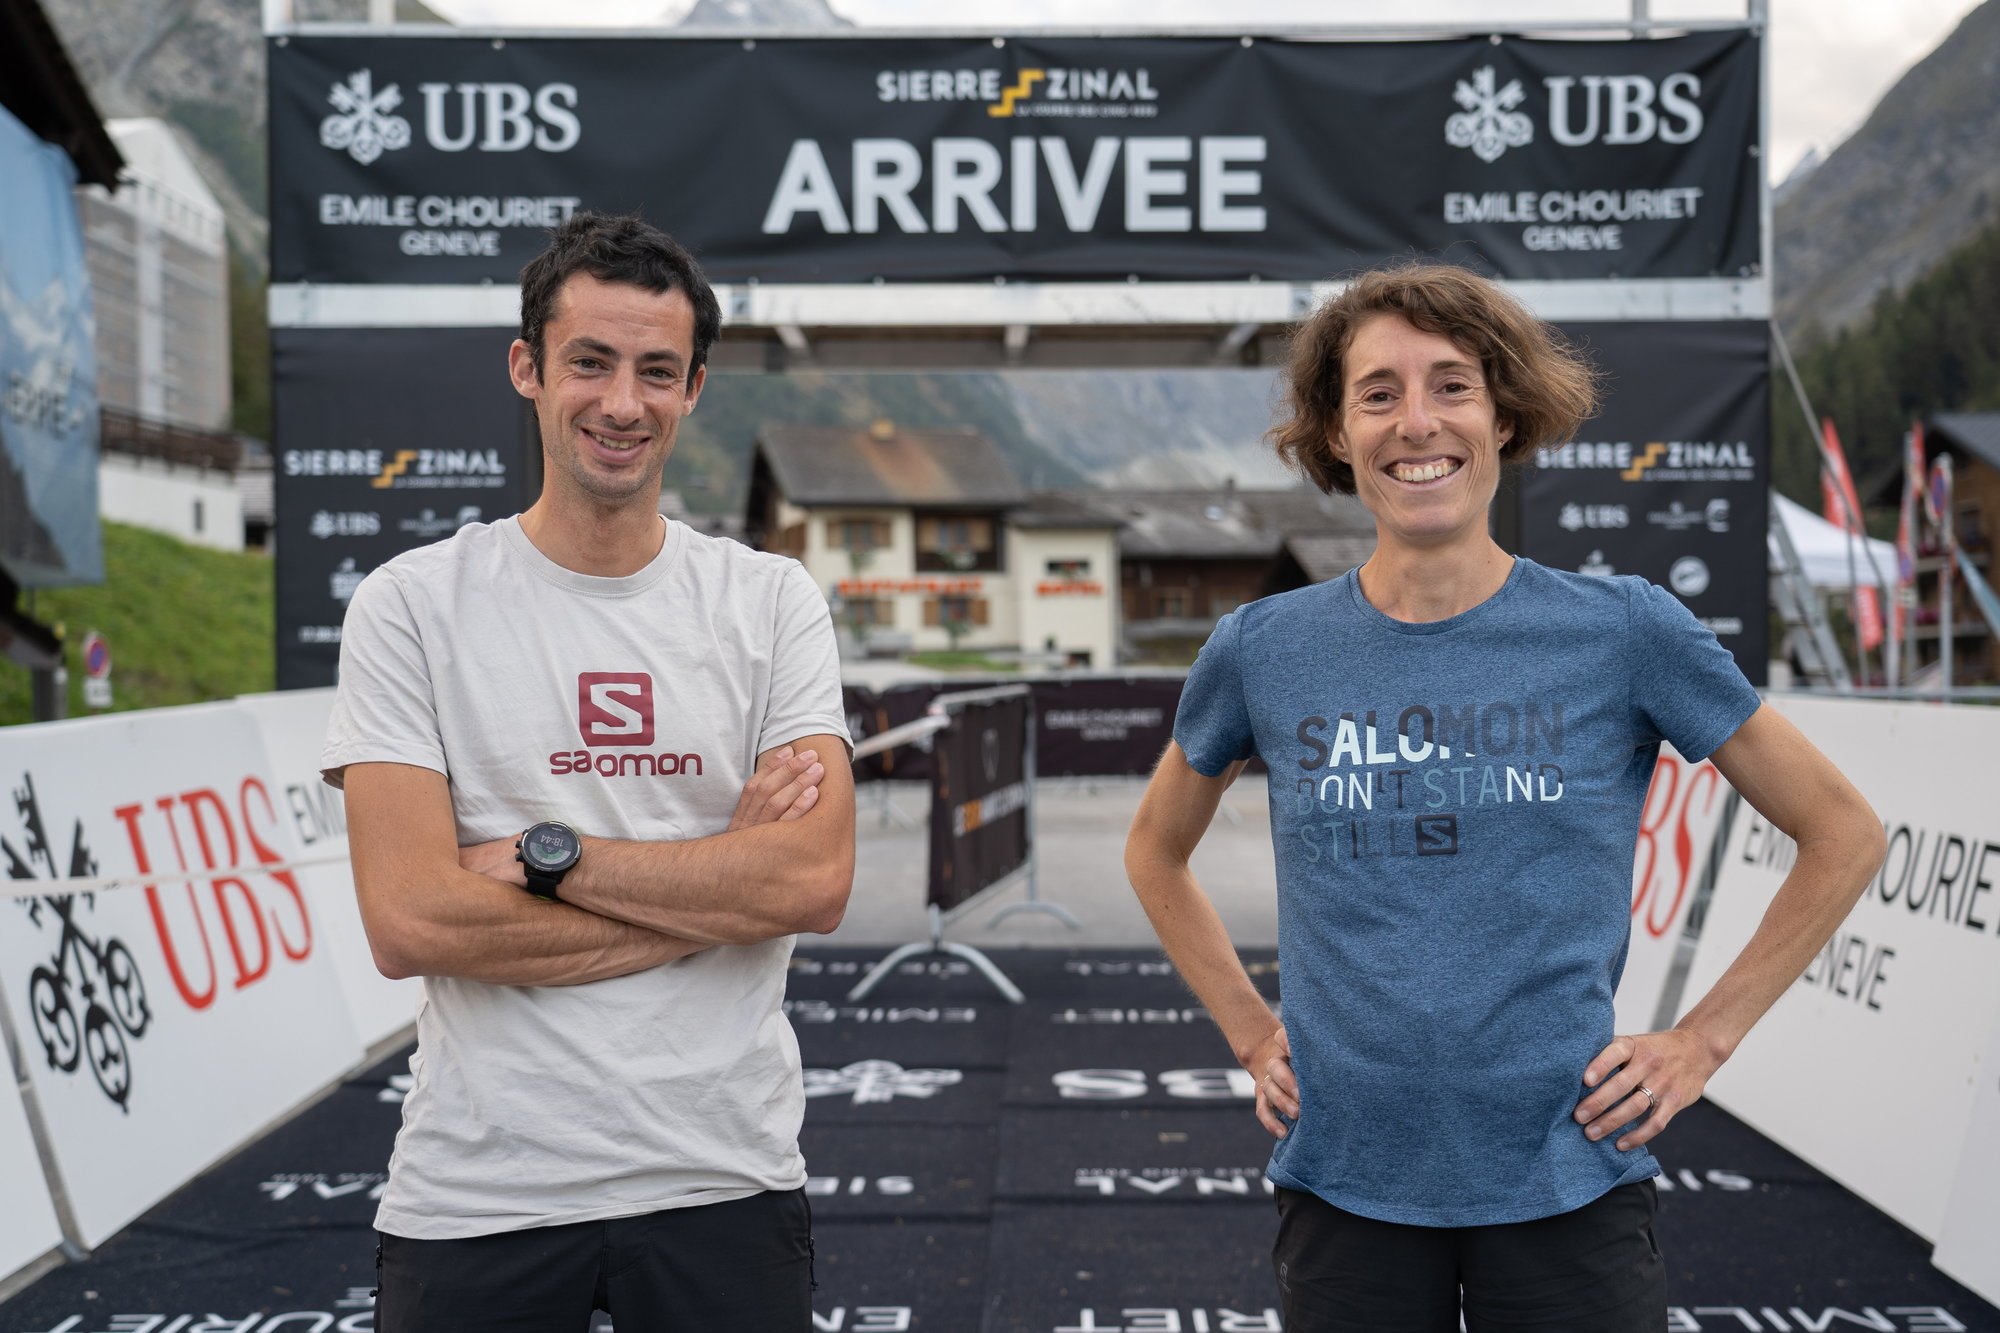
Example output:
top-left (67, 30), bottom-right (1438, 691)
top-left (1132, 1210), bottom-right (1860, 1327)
top-left (915, 515), bottom-right (999, 571)
top-left (1156, 589), bottom-right (1188, 618)
top-left (924, 596), bottom-right (990, 628)
top-left (1045, 558), bottom-right (1090, 580)
top-left (845, 597), bottom-right (893, 627)
top-left (830, 517), bottom-right (890, 553)
top-left (192, 498), bottom-right (204, 534)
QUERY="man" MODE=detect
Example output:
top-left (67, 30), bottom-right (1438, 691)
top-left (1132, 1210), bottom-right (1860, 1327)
top-left (322, 212), bottom-right (855, 1331)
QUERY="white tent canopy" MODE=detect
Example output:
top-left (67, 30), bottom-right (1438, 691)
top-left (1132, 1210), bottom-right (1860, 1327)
top-left (1769, 491), bottom-right (1900, 591)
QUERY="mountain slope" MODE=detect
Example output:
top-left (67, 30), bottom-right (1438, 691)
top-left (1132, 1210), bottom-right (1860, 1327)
top-left (1775, 0), bottom-right (2000, 339)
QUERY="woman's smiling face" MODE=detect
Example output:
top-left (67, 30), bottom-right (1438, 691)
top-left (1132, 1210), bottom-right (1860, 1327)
top-left (1334, 313), bottom-right (1513, 554)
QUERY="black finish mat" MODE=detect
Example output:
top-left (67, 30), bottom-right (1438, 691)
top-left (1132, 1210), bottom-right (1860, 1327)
top-left (1006, 1000), bottom-right (1247, 1108)
top-left (799, 1124), bottom-right (997, 1219)
top-left (5, 947), bottom-right (1995, 1333)
top-left (787, 995), bottom-right (1013, 1067)
top-left (998, 1107), bottom-right (1278, 1205)
top-left (984, 1202), bottom-right (1282, 1333)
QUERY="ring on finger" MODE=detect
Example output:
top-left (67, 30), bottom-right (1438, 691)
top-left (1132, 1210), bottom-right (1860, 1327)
top-left (1637, 1083), bottom-right (1657, 1112)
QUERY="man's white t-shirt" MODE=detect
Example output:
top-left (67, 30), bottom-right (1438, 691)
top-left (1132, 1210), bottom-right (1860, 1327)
top-left (321, 516), bottom-right (849, 1239)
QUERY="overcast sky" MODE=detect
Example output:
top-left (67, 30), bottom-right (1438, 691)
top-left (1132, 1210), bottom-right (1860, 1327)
top-left (420, 0), bottom-right (1985, 183)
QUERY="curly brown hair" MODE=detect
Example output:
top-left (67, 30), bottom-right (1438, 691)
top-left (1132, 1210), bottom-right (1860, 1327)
top-left (1270, 263), bottom-right (1601, 496)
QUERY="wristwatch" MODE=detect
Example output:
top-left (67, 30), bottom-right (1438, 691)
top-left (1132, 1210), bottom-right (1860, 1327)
top-left (515, 821), bottom-right (582, 900)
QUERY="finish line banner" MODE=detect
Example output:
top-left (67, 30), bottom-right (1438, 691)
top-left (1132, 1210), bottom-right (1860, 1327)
top-left (270, 30), bottom-right (1759, 285)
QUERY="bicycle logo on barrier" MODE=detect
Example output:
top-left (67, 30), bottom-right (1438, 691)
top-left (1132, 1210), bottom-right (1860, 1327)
top-left (3, 774), bottom-right (152, 1112)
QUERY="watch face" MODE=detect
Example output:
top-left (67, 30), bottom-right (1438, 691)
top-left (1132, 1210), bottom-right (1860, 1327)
top-left (523, 825), bottom-right (578, 870)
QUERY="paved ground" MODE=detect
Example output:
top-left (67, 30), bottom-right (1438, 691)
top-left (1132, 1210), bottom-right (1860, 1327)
top-left (830, 775), bottom-right (1280, 950)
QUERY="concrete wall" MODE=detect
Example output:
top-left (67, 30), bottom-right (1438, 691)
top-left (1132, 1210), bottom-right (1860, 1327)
top-left (98, 453), bottom-right (243, 550)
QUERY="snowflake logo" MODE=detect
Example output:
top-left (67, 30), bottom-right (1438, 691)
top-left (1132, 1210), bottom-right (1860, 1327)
top-left (1446, 66), bottom-right (1533, 164)
top-left (1559, 503), bottom-right (1585, 532)
top-left (320, 70), bottom-right (412, 166)
top-left (803, 1059), bottom-right (963, 1105)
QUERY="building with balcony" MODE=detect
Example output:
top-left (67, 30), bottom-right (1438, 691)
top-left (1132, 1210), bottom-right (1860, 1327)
top-left (747, 419), bottom-right (1380, 667)
top-left (747, 419), bottom-right (1122, 667)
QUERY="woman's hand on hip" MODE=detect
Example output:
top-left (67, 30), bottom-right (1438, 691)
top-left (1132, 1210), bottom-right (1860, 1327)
top-left (1246, 1025), bottom-right (1298, 1140)
top-left (1574, 1027), bottom-right (1724, 1151)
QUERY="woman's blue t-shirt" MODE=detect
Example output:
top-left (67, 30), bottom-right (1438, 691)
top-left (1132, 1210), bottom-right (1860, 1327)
top-left (1174, 557), bottom-right (1762, 1227)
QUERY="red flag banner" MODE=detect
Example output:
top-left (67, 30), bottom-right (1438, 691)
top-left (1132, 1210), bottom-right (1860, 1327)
top-left (1821, 418), bottom-right (1883, 652)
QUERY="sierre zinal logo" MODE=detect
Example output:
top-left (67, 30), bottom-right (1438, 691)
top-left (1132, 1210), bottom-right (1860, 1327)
top-left (321, 70), bottom-right (412, 165)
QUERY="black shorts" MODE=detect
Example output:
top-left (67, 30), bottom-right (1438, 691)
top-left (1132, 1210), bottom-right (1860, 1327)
top-left (1273, 1180), bottom-right (1666, 1333)
top-left (375, 1188), bottom-right (813, 1333)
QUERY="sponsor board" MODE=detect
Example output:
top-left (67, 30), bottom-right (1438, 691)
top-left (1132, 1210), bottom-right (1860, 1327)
top-left (1677, 696), bottom-right (2000, 1241)
top-left (1516, 321), bottom-right (1770, 684)
top-left (0, 704), bottom-right (363, 1246)
top-left (1, 105), bottom-right (104, 586)
top-left (1932, 1007), bottom-right (2000, 1305)
top-left (235, 688), bottom-right (421, 1048)
top-left (270, 32), bottom-right (1758, 284)
top-left (1613, 744), bottom-right (1730, 1035)
top-left (0, 1064), bottom-right (62, 1284)
top-left (270, 326), bottom-right (528, 689)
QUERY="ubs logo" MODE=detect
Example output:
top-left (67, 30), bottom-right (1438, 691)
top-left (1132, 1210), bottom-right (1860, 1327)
top-left (1445, 64), bottom-right (1705, 163)
top-left (577, 672), bottom-right (653, 747)
top-left (320, 68), bottom-right (581, 162)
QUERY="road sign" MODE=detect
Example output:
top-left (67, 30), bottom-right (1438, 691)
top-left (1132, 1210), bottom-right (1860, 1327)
top-left (81, 630), bottom-right (112, 709)
top-left (82, 631), bottom-right (110, 679)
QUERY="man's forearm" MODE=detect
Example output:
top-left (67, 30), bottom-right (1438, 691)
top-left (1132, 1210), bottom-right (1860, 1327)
top-left (555, 815), bottom-right (853, 946)
top-left (370, 866), bottom-right (703, 986)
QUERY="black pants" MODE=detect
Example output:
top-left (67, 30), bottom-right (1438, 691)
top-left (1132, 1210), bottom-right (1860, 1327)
top-left (376, 1189), bottom-right (813, 1332)
top-left (1273, 1180), bottom-right (1666, 1332)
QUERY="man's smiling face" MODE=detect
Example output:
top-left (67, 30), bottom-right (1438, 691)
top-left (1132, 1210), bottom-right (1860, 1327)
top-left (511, 271), bottom-right (706, 508)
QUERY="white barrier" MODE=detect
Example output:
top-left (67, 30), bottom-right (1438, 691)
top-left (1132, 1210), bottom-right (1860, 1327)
top-left (1614, 745), bottom-right (1729, 1036)
top-left (236, 689), bottom-right (421, 1049)
top-left (1933, 1007), bottom-right (2000, 1304)
top-left (1676, 695), bottom-right (2000, 1242)
top-left (1, 688), bottom-right (1995, 1306)
top-left (0, 1063), bottom-right (63, 1286)
top-left (0, 703), bottom-right (363, 1247)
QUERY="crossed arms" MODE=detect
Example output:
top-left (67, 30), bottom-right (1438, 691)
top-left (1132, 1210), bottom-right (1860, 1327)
top-left (342, 737), bottom-right (854, 987)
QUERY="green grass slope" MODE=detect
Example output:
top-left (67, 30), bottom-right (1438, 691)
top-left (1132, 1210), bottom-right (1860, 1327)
top-left (0, 523), bottom-right (273, 727)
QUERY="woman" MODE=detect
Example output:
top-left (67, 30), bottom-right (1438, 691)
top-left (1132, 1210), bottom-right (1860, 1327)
top-left (1123, 263), bottom-right (1885, 1332)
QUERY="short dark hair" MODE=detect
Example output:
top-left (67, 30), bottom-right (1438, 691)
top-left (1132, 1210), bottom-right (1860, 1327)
top-left (1270, 262), bottom-right (1601, 496)
top-left (519, 212), bottom-right (722, 377)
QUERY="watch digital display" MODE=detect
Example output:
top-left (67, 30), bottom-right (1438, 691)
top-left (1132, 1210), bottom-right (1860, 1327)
top-left (527, 831), bottom-right (572, 865)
